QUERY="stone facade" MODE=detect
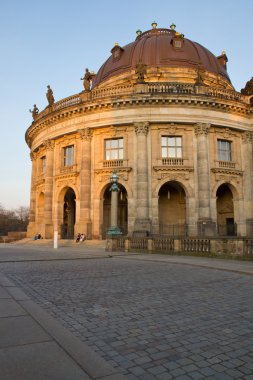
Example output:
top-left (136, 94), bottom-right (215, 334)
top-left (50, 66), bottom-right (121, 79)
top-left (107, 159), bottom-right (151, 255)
top-left (25, 27), bottom-right (253, 240)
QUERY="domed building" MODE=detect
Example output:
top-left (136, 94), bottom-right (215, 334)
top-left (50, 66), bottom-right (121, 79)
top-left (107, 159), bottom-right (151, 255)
top-left (26, 23), bottom-right (253, 244)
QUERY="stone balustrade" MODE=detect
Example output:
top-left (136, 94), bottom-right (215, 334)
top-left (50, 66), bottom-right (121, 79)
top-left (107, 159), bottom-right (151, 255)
top-left (103, 159), bottom-right (124, 168)
top-left (106, 236), bottom-right (253, 256)
top-left (30, 82), bottom-right (250, 126)
top-left (58, 164), bottom-right (78, 175)
top-left (207, 87), bottom-right (248, 103)
top-left (217, 160), bottom-right (236, 169)
top-left (162, 157), bottom-right (184, 166)
top-left (148, 82), bottom-right (195, 94)
top-left (92, 84), bottom-right (134, 99)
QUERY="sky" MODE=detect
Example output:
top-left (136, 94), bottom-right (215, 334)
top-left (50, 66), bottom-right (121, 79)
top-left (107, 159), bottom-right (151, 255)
top-left (0, 0), bottom-right (252, 209)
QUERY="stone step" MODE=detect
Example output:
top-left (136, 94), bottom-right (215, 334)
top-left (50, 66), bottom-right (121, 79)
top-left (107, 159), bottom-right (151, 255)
top-left (9, 238), bottom-right (106, 249)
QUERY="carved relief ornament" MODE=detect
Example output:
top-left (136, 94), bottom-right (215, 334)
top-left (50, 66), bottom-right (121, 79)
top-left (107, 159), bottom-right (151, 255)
top-left (134, 122), bottom-right (149, 136)
top-left (78, 128), bottom-right (93, 141)
top-left (44, 139), bottom-right (55, 151)
top-left (194, 123), bottom-right (211, 136)
top-left (241, 130), bottom-right (253, 143)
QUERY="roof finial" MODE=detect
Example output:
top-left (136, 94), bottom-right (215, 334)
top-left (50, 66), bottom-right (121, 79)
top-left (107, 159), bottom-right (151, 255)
top-left (170, 23), bottom-right (176, 30)
top-left (151, 21), bottom-right (157, 29)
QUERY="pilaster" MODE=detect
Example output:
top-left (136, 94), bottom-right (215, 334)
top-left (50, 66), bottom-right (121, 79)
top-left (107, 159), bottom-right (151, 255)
top-left (194, 123), bottom-right (215, 236)
top-left (75, 128), bottom-right (93, 237)
top-left (44, 139), bottom-right (55, 238)
top-left (134, 122), bottom-right (151, 232)
top-left (242, 131), bottom-right (253, 236)
top-left (27, 151), bottom-right (37, 237)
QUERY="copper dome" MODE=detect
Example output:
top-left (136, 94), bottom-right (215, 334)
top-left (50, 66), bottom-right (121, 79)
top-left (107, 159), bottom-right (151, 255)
top-left (93, 28), bottom-right (230, 87)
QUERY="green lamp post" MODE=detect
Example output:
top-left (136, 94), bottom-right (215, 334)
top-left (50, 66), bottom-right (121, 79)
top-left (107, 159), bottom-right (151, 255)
top-left (107, 170), bottom-right (122, 236)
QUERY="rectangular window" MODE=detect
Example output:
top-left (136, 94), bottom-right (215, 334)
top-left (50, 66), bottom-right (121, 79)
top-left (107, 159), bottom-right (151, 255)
top-left (161, 136), bottom-right (182, 158)
top-left (63, 145), bottom-right (74, 166)
top-left (41, 156), bottom-right (46, 174)
top-left (105, 138), bottom-right (123, 160)
top-left (218, 140), bottom-right (232, 161)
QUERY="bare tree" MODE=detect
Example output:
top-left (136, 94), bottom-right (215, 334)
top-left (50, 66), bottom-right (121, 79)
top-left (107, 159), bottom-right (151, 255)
top-left (0, 205), bottom-right (30, 236)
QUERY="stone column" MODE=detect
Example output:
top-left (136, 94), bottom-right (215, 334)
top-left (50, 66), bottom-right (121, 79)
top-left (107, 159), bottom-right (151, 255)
top-left (27, 151), bottom-right (37, 237)
top-left (242, 131), bottom-right (253, 236)
top-left (111, 188), bottom-right (118, 228)
top-left (44, 139), bottom-right (55, 238)
top-left (134, 122), bottom-right (151, 232)
top-left (76, 128), bottom-right (92, 237)
top-left (194, 123), bottom-right (215, 236)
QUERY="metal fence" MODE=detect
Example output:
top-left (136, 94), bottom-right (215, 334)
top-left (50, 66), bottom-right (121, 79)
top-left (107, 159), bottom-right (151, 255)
top-left (158, 224), bottom-right (188, 237)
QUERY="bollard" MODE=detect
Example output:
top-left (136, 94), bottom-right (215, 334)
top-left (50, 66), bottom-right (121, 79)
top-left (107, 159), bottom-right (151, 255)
top-left (53, 231), bottom-right (58, 249)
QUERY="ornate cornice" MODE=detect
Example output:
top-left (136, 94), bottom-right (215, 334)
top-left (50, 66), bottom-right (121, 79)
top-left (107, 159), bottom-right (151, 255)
top-left (153, 166), bottom-right (194, 172)
top-left (211, 168), bottom-right (243, 176)
top-left (78, 127), bottom-right (93, 141)
top-left (134, 122), bottom-right (149, 136)
top-left (55, 172), bottom-right (79, 181)
top-left (94, 167), bottom-right (132, 175)
top-left (25, 95), bottom-right (252, 147)
top-left (194, 123), bottom-right (211, 136)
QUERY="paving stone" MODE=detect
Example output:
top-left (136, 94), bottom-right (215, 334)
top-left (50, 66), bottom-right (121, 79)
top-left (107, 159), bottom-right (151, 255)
top-left (187, 371), bottom-right (205, 380)
top-left (0, 254), bottom-right (253, 380)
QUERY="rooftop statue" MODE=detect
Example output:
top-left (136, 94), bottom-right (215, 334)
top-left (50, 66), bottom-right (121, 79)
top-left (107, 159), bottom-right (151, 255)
top-left (135, 61), bottom-right (147, 83)
top-left (29, 104), bottom-right (39, 120)
top-left (46, 85), bottom-right (55, 106)
top-left (81, 68), bottom-right (92, 92)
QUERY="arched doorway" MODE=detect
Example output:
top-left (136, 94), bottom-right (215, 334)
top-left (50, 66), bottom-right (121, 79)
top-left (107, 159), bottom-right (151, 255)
top-left (216, 184), bottom-right (236, 236)
top-left (61, 188), bottom-right (76, 239)
top-left (102, 184), bottom-right (128, 238)
top-left (158, 181), bottom-right (186, 236)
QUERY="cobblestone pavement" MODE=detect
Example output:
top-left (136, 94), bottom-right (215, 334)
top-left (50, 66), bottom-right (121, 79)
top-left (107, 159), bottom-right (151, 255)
top-left (0, 256), bottom-right (253, 379)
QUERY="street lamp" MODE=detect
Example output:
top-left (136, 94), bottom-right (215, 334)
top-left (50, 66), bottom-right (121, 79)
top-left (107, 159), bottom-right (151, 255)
top-left (110, 169), bottom-right (119, 191)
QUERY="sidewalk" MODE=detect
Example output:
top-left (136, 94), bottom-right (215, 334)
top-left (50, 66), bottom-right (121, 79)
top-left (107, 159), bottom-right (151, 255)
top-left (0, 273), bottom-right (127, 380)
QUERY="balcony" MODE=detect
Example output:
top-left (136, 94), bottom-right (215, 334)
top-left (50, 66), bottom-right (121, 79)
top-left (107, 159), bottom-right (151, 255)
top-left (162, 157), bottom-right (184, 166)
top-left (59, 164), bottom-right (78, 174)
top-left (216, 160), bottom-right (236, 169)
top-left (103, 159), bottom-right (125, 168)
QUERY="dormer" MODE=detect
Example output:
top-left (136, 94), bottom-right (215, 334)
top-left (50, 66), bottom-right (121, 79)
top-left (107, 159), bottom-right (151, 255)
top-left (217, 51), bottom-right (228, 70)
top-left (111, 43), bottom-right (124, 62)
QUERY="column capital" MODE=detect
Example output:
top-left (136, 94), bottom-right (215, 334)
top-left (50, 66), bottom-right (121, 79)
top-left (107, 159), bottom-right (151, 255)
top-left (78, 128), bottom-right (93, 141)
top-left (134, 122), bottom-right (150, 136)
top-left (241, 130), bottom-right (253, 143)
top-left (194, 123), bottom-right (211, 136)
top-left (44, 139), bottom-right (55, 151)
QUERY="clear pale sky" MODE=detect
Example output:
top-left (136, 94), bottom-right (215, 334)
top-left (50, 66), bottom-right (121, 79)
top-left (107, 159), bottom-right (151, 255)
top-left (0, 0), bottom-right (252, 209)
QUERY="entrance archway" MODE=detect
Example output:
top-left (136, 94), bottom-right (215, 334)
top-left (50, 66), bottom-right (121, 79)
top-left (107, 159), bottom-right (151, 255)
top-left (216, 184), bottom-right (236, 236)
top-left (37, 192), bottom-right (45, 224)
top-left (158, 181), bottom-right (186, 236)
top-left (61, 188), bottom-right (76, 239)
top-left (102, 184), bottom-right (128, 238)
